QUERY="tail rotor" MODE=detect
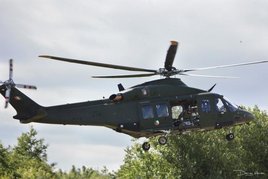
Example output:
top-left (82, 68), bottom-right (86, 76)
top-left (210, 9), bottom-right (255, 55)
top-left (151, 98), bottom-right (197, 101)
top-left (1, 59), bottom-right (37, 108)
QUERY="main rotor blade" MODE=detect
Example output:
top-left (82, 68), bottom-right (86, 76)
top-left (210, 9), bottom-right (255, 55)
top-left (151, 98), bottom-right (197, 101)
top-left (180, 73), bottom-right (239, 79)
top-left (182, 60), bottom-right (268, 72)
top-left (165, 41), bottom-right (178, 71)
top-left (39, 55), bottom-right (157, 73)
top-left (92, 73), bottom-right (157, 78)
top-left (9, 59), bottom-right (13, 80)
top-left (16, 84), bottom-right (37, 89)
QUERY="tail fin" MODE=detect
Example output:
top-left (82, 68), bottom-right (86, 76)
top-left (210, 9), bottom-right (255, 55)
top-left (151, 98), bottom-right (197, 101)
top-left (0, 85), bottom-right (46, 123)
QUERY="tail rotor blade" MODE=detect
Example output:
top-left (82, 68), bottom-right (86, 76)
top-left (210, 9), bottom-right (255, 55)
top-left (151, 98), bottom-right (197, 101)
top-left (5, 100), bottom-right (9, 108)
top-left (164, 41), bottom-right (178, 71)
top-left (4, 88), bottom-right (11, 108)
top-left (9, 59), bottom-right (13, 80)
top-left (16, 84), bottom-right (37, 90)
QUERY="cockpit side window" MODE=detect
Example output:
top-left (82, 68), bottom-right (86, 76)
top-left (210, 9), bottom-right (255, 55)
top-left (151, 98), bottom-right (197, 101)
top-left (215, 98), bottom-right (226, 113)
top-left (223, 98), bottom-right (237, 112)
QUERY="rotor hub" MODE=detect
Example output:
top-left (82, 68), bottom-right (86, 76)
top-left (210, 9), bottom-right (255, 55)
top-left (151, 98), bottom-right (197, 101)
top-left (4, 79), bottom-right (15, 86)
top-left (158, 67), bottom-right (179, 78)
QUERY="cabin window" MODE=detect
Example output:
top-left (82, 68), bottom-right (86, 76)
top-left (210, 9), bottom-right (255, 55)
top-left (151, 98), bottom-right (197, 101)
top-left (156, 104), bottom-right (169, 117)
top-left (201, 99), bottom-right (211, 112)
top-left (171, 105), bottom-right (183, 119)
top-left (142, 105), bottom-right (154, 119)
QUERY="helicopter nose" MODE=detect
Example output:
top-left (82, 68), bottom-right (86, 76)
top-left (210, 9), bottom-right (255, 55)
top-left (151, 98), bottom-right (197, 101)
top-left (235, 110), bottom-right (254, 125)
top-left (241, 111), bottom-right (255, 123)
top-left (246, 112), bottom-right (255, 121)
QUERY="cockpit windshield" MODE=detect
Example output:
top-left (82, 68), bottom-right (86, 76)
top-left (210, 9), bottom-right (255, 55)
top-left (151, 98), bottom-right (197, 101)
top-left (222, 97), bottom-right (238, 112)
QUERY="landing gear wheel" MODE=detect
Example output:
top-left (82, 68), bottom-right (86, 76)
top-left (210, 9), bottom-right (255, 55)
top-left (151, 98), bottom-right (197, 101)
top-left (226, 133), bottom-right (235, 141)
top-left (142, 142), bottom-right (150, 151)
top-left (158, 136), bottom-right (168, 145)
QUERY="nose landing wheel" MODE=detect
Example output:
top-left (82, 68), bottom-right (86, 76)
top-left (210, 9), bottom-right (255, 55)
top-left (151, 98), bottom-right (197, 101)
top-left (226, 133), bottom-right (235, 141)
top-left (142, 142), bottom-right (150, 151)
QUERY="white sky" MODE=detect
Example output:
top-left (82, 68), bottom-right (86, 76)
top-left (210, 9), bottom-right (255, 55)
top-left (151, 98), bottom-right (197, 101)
top-left (0, 0), bottom-right (268, 171)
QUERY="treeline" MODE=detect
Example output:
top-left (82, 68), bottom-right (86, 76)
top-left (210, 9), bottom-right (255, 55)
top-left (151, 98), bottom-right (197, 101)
top-left (0, 106), bottom-right (267, 178)
top-left (0, 127), bottom-right (114, 178)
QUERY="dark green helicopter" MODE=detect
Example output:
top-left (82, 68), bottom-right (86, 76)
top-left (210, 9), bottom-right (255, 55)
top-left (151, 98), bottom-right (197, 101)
top-left (1, 41), bottom-right (267, 151)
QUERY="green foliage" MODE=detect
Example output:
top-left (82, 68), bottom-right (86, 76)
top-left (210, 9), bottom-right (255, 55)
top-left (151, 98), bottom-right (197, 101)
top-left (117, 106), bottom-right (268, 179)
top-left (56, 165), bottom-right (115, 179)
top-left (10, 126), bottom-right (55, 178)
top-left (14, 126), bottom-right (48, 161)
top-left (0, 143), bottom-right (14, 178)
top-left (0, 126), bottom-right (112, 179)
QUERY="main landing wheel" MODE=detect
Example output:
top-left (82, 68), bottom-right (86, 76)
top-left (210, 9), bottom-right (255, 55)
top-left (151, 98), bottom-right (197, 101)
top-left (142, 142), bottom-right (150, 151)
top-left (158, 136), bottom-right (168, 145)
top-left (226, 133), bottom-right (235, 141)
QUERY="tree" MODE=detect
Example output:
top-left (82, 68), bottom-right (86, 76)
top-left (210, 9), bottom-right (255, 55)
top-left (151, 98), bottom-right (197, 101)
top-left (0, 143), bottom-right (15, 178)
top-left (56, 165), bottom-right (114, 179)
top-left (117, 106), bottom-right (268, 178)
top-left (117, 140), bottom-right (177, 178)
top-left (0, 126), bottom-right (113, 178)
top-left (10, 126), bottom-right (56, 178)
top-left (238, 106), bottom-right (268, 175)
top-left (13, 126), bottom-right (48, 161)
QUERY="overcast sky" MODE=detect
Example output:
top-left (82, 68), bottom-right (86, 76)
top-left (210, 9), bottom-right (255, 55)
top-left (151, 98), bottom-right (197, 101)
top-left (1, 0), bottom-right (268, 171)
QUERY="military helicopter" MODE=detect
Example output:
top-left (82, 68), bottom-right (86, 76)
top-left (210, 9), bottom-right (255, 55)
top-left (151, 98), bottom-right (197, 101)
top-left (1, 41), bottom-right (267, 151)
